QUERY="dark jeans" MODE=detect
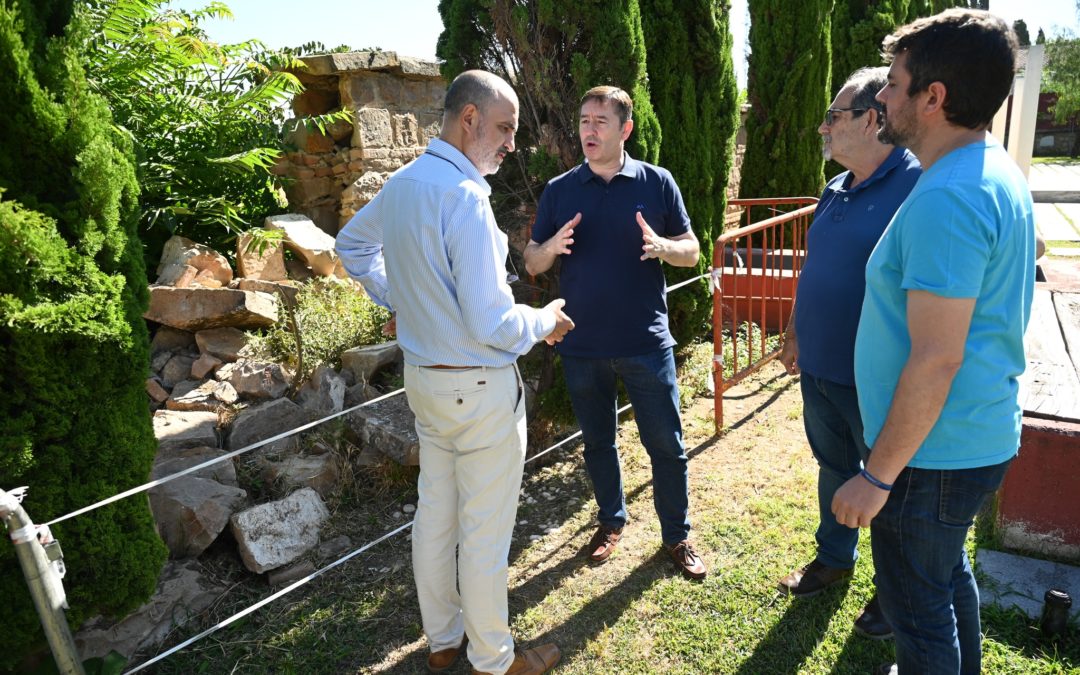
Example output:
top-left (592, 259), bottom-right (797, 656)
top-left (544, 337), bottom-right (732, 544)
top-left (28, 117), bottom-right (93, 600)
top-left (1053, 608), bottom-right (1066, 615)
top-left (871, 459), bottom-right (1013, 675)
top-left (801, 375), bottom-right (871, 569)
top-left (561, 347), bottom-right (691, 545)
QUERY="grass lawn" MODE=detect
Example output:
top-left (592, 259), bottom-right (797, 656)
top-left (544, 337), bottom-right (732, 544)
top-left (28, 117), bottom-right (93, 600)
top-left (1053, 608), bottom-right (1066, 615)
top-left (1032, 157), bottom-right (1080, 165)
top-left (139, 362), bottom-right (1080, 674)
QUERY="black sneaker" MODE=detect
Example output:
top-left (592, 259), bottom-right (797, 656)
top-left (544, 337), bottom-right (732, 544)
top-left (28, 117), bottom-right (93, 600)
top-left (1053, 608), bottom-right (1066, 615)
top-left (854, 594), bottom-right (894, 640)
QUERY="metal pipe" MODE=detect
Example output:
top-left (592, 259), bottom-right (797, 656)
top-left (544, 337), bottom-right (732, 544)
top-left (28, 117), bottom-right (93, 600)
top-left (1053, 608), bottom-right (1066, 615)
top-left (1, 488), bottom-right (86, 675)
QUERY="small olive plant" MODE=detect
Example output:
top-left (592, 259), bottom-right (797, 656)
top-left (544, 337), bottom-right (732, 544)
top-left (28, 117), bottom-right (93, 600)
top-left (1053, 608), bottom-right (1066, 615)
top-left (247, 278), bottom-right (391, 382)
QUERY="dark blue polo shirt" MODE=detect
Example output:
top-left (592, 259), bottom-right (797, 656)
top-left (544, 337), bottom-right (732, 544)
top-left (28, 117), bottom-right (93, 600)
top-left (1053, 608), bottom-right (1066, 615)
top-left (795, 146), bottom-right (921, 385)
top-left (533, 154), bottom-right (691, 358)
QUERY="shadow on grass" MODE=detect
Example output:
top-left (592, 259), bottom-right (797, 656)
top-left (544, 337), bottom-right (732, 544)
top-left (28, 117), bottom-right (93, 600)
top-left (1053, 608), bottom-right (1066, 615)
top-left (513, 550), bottom-right (681, 667)
top-left (826, 625), bottom-right (896, 675)
top-left (732, 587), bottom-right (847, 675)
top-left (721, 374), bottom-right (798, 436)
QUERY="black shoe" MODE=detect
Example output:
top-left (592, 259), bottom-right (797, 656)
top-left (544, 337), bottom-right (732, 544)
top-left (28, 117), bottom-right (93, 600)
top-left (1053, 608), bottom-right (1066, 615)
top-left (854, 594), bottom-right (893, 640)
top-left (778, 559), bottom-right (853, 597)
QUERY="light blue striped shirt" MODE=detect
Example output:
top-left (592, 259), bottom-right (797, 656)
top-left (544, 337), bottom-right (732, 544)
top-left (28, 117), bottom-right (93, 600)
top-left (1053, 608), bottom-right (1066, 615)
top-left (336, 138), bottom-right (555, 367)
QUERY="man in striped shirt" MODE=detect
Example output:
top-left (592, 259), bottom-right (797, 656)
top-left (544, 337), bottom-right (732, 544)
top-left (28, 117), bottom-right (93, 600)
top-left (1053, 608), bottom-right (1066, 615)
top-left (337, 70), bottom-right (571, 675)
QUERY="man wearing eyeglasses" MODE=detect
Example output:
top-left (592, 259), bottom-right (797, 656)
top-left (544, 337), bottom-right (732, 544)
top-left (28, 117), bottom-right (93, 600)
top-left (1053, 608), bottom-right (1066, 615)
top-left (834, 11), bottom-right (1034, 674)
top-left (776, 67), bottom-right (920, 639)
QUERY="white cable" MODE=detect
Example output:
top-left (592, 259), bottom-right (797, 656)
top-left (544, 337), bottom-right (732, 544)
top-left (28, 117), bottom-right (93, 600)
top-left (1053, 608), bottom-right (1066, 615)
top-left (45, 388), bottom-right (406, 527)
top-left (50, 272), bottom-right (709, 527)
top-left (664, 272), bottom-right (708, 294)
top-left (123, 401), bottom-right (635, 673)
top-left (82, 278), bottom-right (700, 671)
top-left (124, 520), bottom-right (414, 674)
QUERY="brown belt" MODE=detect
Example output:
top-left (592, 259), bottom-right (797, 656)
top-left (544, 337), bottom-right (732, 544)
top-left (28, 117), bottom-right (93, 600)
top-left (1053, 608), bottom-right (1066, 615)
top-left (421, 364), bottom-right (483, 370)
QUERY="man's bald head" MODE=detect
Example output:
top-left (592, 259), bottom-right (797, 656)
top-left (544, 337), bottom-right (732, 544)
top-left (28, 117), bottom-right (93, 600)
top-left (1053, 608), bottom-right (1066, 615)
top-left (442, 70), bottom-right (518, 125)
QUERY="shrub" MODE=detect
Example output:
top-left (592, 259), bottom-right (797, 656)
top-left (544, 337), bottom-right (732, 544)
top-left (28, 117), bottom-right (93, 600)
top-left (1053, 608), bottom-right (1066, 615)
top-left (245, 279), bottom-right (391, 381)
top-left (0, 0), bottom-right (166, 667)
top-left (641, 0), bottom-right (740, 344)
top-left (739, 0), bottom-right (832, 206)
top-left (82, 0), bottom-right (350, 266)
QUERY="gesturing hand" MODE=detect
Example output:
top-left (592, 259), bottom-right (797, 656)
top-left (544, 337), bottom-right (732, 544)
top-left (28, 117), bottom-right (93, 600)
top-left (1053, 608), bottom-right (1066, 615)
top-left (546, 213), bottom-right (581, 257)
top-left (637, 211), bottom-right (666, 261)
top-left (543, 298), bottom-right (575, 345)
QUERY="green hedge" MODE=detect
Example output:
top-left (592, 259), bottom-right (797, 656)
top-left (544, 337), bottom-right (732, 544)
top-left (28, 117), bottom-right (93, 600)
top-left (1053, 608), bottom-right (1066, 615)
top-left (739, 0), bottom-right (833, 205)
top-left (0, 0), bottom-right (166, 668)
top-left (641, 0), bottom-right (740, 344)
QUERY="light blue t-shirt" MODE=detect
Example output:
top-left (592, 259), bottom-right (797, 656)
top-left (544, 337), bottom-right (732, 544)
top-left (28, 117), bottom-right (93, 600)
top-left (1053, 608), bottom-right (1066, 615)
top-left (854, 137), bottom-right (1035, 470)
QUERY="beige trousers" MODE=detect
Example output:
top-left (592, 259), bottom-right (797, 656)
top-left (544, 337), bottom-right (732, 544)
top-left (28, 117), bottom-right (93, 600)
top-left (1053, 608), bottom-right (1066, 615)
top-left (405, 363), bottom-right (525, 675)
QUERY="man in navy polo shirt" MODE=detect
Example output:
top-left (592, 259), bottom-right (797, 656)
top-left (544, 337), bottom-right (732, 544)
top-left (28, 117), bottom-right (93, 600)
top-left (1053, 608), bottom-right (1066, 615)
top-left (776, 67), bottom-right (921, 639)
top-left (523, 85), bottom-right (706, 580)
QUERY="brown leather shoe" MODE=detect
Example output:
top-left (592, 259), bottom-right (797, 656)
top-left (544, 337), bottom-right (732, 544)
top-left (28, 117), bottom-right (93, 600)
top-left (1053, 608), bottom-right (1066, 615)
top-left (428, 636), bottom-right (467, 672)
top-left (777, 559), bottom-right (853, 597)
top-left (664, 540), bottom-right (707, 580)
top-left (472, 643), bottom-right (561, 675)
top-left (586, 524), bottom-right (623, 564)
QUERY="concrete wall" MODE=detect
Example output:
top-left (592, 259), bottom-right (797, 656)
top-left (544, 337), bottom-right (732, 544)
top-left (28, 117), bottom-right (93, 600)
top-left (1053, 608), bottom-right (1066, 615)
top-left (997, 417), bottom-right (1080, 561)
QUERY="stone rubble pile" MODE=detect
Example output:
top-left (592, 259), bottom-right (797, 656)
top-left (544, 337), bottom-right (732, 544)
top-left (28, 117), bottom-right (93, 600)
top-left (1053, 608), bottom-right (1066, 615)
top-left (77, 219), bottom-right (420, 662)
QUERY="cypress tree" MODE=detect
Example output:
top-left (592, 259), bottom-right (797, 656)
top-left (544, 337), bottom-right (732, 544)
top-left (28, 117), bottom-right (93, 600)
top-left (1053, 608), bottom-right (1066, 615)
top-left (0, 0), bottom-right (166, 667)
top-left (739, 0), bottom-right (832, 204)
top-left (641, 0), bottom-right (739, 343)
top-left (831, 0), bottom-right (911, 96)
top-left (1013, 19), bottom-right (1031, 46)
top-left (438, 0), bottom-right (662, 175)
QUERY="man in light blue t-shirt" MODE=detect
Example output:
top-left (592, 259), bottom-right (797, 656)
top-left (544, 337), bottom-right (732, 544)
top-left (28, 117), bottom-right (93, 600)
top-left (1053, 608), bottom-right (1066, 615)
top-left (830, 9), bottom-right (1035, 675)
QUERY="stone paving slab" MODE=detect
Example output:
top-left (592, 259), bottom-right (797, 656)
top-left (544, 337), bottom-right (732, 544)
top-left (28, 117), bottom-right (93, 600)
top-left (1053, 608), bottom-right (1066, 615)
top-left (978, 548), bottom-right (1080, 621)
top-left (1035, 204), bottom-right (1079, 241)
top-left (1057, 203), bottom-right (1080, 231)
top-left (1029, 163), bottom-right (1080, 193)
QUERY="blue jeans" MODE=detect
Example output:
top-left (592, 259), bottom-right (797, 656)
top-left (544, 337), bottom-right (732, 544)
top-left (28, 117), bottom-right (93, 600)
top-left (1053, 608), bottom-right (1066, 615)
top-left (801, 375), bottom-right (871, 569)
top-left (561, 348), bottom-right (691, 545)
top-left (871, 459), bottom-right (1013, 675)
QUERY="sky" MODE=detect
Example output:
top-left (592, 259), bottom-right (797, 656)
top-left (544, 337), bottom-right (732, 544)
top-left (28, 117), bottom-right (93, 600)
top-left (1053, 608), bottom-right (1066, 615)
top-left (171, 0), bottom-right (1080, 91)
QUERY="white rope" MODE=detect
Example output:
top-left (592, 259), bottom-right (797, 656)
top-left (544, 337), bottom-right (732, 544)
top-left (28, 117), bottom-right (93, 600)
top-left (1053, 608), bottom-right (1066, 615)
top-left (124, 520), bottom-right (414, 674)
top-left (71, 278), bottom-right (701, 672)
top-left (123, 401), bottom-right (632, 674)
top-left (48, 272), bottom-right (712, 528)
top-left (663, 272), bottom-right (709, 294)
top-left (45, 388), bottom-right (406, 527)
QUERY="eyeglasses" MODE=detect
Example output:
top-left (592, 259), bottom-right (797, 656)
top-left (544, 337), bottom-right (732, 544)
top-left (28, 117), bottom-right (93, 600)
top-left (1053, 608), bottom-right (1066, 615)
top-left (824, 107), bottom-right (869, 126)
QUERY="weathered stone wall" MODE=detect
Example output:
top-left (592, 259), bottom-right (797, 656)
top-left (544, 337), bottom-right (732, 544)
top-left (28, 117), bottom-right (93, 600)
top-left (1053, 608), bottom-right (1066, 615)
top-left (276, 51), bottom-right (446, 234)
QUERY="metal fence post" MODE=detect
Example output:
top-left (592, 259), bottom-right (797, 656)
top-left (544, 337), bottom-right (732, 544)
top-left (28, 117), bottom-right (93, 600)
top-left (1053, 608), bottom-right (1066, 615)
top-left (1, 488), bottom-right (86, 675)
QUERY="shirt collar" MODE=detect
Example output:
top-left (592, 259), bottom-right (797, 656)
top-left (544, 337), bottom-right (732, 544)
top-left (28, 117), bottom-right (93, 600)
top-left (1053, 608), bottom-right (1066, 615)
top-left (831, 146), bottom-right (909, 194)
top-left (426, 138), bottom-right (491, 196)
top-left (579, 152), bottom-right (639, 183)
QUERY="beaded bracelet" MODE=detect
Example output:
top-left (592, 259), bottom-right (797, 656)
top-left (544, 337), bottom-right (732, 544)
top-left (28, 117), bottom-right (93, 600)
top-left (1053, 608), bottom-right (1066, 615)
top-left (860, 468), bottom-right (893, 492)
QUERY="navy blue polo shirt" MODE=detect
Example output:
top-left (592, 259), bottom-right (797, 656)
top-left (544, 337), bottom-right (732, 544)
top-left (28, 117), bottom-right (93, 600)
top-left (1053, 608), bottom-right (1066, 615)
top-left (533, 154), bottom-right (691, 358)
top-left (795, 146), bottom-right (921, 385)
